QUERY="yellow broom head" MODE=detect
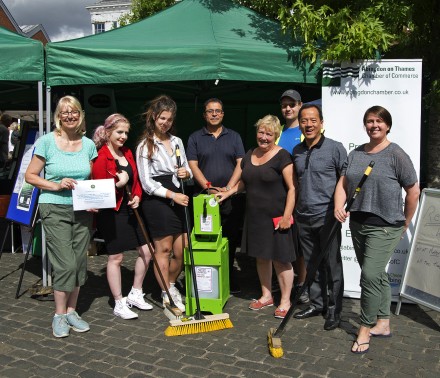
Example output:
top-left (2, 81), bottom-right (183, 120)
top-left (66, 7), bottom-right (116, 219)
top-left (165, 313), bottom-right (233, 337)
top-left (268, 328), bottom-right (283, 358)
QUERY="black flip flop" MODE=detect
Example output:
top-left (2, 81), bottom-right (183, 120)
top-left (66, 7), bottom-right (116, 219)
top-left (352, 340), bottom-right (369, 354)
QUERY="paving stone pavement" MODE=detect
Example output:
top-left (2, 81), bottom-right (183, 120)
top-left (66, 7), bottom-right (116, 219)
top-left (0, 250), bottom-right (439, 378)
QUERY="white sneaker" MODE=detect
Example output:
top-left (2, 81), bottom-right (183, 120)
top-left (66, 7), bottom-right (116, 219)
top-left (162, 291), bottom-right (185, 313)
top-left (113, 297), bottom-right (138, 319)
top-left (127, 288), bottom-right (153, 310)
top-left (169, 286), bottom-right (184, 304)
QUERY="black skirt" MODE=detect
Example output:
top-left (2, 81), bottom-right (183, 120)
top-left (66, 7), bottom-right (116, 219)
top-left (141, 175), bottom-right (186, 239)
top-left (96, 193), bottom-right (147, 255)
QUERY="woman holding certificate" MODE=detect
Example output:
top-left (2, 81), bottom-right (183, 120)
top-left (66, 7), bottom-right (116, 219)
top-left (25, 96), bottom-right (97, 338)
top-left (136, 95), bottom-right (192, 313)
top-left (92, 113), bottom-right (153, 320)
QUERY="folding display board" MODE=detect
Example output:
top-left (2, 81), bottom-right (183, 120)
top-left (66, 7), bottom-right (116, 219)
top-left (396, 188), bottom-right (440, 314)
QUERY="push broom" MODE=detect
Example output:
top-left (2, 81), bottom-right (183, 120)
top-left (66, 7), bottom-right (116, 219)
top-left (268, 161), bottom-right (375, 358)
top-left (164, 146), bottom-right (233, 336)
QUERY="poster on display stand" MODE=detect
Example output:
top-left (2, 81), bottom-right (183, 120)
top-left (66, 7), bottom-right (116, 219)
top-left (6, 129), bottom-right (39, 228)
top-left (322, 59), bottom-right (422, 299)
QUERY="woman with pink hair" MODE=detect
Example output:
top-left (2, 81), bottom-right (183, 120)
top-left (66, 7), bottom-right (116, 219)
top-left (92, 113), bottom-right (153, 320)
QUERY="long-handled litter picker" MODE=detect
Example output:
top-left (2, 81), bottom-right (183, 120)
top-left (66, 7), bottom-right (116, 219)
top-left (268, 161), bottom-right (375, 358)
top-left (124, 184), bottom-right (183, 320)
top-left (164, 146), bottom-right (233, 336)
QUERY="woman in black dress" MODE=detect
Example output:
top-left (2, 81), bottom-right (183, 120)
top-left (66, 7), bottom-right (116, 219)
top-left (216, 115), bottom-right (296, 318)
top-left (92, 113), bottom-right (153, 320)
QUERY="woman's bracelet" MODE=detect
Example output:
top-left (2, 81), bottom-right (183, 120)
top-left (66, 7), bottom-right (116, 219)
top-left (170, 192), bottom-right (176, 206)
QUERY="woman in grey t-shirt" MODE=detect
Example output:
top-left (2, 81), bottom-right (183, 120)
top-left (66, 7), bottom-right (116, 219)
top-left (334, 106), bottom-right (420, 354)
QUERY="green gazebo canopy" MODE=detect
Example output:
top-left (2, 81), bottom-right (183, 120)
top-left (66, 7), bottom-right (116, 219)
top-left (46, 0), bottom-right (318, 87)
top-left (0, 26), bottom-right (44, 82)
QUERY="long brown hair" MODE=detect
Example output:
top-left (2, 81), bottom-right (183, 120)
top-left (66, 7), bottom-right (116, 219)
top-left (138, 95), bottom-right (177, 160)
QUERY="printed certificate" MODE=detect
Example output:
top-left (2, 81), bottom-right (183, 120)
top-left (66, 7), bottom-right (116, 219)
top-left (72, 179), bottom-right (116, 211)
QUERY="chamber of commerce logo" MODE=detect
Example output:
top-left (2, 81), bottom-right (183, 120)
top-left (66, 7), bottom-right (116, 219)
top-left (322, 63), bottom-right (360, 86)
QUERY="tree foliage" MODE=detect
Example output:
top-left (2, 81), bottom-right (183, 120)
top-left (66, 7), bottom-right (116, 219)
top-left (119, 0), bottom-right (439, 101)
top-left (242, 0), bottom-right (439, 100)
top-left (119, 0), bottom-right (175, 26)
top-left (240, 0), bottom-right (411, 62)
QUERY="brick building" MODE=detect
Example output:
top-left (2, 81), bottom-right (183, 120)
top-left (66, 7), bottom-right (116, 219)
top-left (0, 0), bottom-right (50, 43)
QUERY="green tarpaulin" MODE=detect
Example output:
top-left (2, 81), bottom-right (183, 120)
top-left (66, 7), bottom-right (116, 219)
top-left (0, 26), bottom-right (44, 82)
top-left (46, 0), bottom-right (318, 87)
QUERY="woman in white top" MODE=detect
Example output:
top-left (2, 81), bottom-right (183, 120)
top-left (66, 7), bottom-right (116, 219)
top-left (136, 95), bottom-right (192, 312)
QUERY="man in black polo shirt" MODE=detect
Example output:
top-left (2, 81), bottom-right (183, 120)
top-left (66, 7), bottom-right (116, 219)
top-left (186, 98), bottom-right (245, 293)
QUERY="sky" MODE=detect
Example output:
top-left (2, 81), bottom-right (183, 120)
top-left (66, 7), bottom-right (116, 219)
top-left (4, 0), bottom-right (94, 42)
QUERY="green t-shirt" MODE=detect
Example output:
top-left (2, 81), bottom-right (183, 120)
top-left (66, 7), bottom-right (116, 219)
top-left (34, 132), bottom-right (97, 205)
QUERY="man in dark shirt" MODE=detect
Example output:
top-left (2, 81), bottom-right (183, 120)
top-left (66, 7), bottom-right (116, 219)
top-left (292, 104), bottom-right (347, 331)
top-left (186, 98), bottom-right (245, 293)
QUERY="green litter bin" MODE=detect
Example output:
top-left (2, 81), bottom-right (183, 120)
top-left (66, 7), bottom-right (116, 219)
top-left (184, 194), bottom-right (230, 315)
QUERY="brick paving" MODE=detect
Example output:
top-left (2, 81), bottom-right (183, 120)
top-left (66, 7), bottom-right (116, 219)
top-left (0, 250), bottom-right (439, 378)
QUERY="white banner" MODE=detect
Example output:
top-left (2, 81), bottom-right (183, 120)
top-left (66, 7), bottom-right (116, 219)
top-left (322, 59), bottom-right (422, 298)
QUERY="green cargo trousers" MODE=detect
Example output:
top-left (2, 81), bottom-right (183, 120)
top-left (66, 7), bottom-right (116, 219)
top-left (350, 220), bottom-right (403, 327)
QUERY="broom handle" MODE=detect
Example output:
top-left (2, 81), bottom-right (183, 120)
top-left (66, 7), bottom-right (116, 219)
top-left (274, 160), bottom-right (375, 337)
top-left (124, 183), bottom-right (178, 309)
top-left (175, 145), bottom-right (204, 320)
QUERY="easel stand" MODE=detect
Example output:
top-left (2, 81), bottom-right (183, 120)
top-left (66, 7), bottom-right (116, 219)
top-left (0, 221), bottom-right (11, 262)
top-left (395, 188), bottom-right (440, 316)
top-left (15, 211), bottom-right (39, 298)
top-left (15, 207), bottom-right (53, 299)
top-left (0, 221), bottom-right (19, 262)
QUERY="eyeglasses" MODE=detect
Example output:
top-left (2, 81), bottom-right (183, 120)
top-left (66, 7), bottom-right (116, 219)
top-left (205, 109), bottom-right (223, 115)
top-left (60, 110), bottom-right (80, 117)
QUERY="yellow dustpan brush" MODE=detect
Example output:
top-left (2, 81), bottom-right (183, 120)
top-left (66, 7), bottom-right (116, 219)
top-left (267, 328), bottom-right (283, 358)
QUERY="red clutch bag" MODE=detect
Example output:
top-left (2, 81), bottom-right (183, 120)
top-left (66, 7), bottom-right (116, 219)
top-left (272, 215), bottom-right (294, 229)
